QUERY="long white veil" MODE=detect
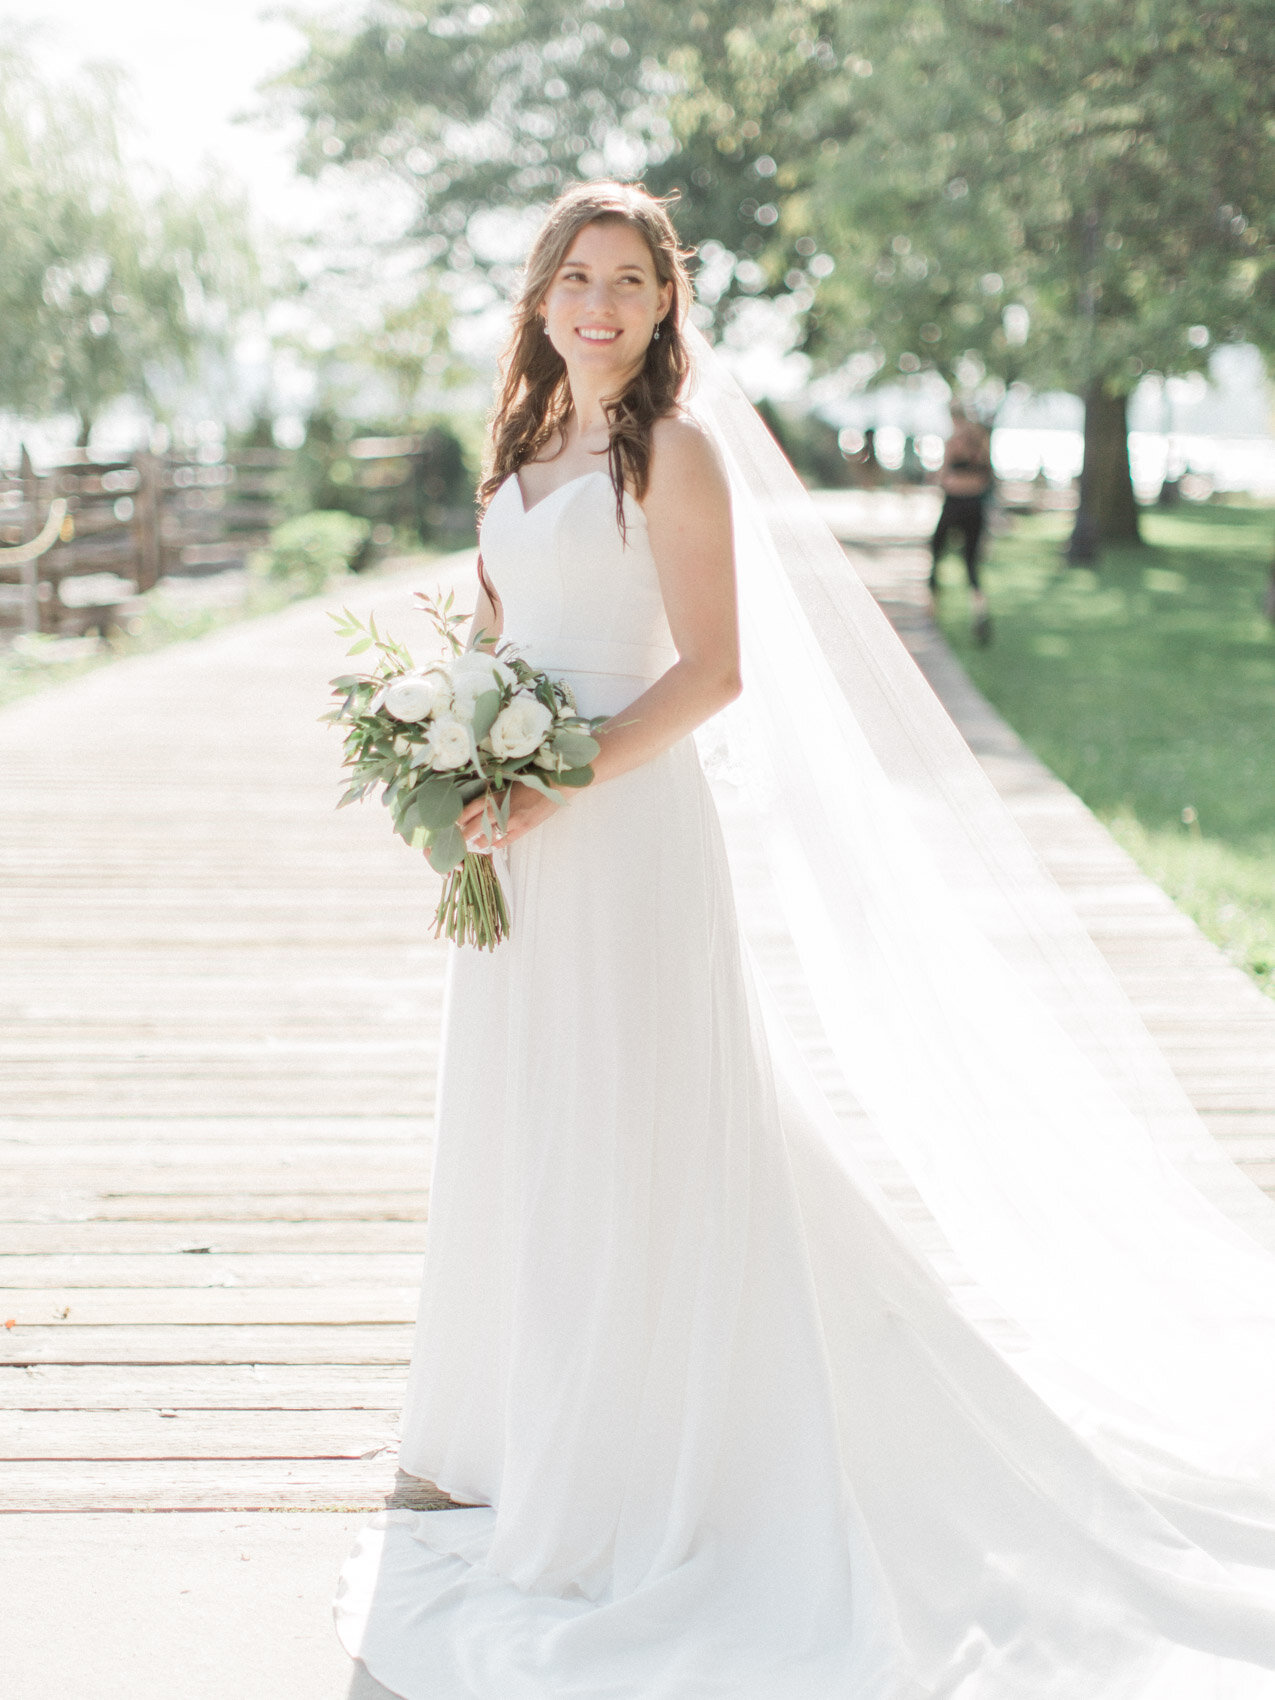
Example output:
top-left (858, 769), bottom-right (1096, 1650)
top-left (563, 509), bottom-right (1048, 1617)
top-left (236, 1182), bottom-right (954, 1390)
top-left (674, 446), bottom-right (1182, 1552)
top-left (685, 326), bottom-right (1275, 1511)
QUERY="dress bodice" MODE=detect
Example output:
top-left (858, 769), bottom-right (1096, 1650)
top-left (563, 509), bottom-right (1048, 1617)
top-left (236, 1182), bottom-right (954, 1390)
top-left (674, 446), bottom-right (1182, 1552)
top-left (478, 471), bottom-right (678, 715)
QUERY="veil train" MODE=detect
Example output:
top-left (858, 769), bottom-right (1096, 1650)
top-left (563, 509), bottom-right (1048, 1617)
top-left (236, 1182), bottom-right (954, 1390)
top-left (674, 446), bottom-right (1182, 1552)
top-left (686, 326), bottom-right (1275, 1675)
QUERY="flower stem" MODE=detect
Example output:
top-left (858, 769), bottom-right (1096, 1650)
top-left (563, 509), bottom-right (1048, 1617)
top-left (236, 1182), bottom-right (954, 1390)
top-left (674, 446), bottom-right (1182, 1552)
top-left (431, 852), bottom-right (509, 949)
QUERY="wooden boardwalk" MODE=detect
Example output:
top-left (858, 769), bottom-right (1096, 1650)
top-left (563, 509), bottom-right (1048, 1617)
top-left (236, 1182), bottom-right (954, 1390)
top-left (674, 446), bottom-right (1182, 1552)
top-left (0, 559), bottom-right (468, 1512)
top-left (3, 530), bottom-right (1274, 1516)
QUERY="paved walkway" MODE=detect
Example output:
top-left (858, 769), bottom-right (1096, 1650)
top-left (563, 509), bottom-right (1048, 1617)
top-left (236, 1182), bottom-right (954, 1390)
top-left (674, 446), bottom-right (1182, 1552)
top-left (3, 520), bottom-right (1273, 1697)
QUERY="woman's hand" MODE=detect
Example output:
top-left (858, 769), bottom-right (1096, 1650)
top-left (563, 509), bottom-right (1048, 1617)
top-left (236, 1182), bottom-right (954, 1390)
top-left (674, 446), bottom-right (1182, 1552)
top-left (459, 781), bottom-right (561, 852)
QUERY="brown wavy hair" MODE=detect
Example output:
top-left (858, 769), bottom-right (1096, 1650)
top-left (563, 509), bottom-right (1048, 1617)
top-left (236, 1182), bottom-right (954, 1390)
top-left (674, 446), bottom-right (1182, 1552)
top-left (479, 182), bottom-right (694, 537)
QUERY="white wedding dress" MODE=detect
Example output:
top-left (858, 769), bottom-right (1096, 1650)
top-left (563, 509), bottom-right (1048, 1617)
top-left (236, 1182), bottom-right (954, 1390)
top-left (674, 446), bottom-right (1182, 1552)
top-left (335, 460), bottom-right (1275, 1698)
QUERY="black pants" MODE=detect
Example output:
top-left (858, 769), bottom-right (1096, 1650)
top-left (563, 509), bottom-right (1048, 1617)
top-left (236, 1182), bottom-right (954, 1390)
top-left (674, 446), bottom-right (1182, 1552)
top-left (930, 494), bottom-right (987, 590)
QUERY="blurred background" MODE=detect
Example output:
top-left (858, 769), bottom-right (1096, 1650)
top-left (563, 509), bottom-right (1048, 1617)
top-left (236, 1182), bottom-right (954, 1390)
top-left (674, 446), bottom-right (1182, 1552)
top-left (2, 0), bottom-right (1273, 989)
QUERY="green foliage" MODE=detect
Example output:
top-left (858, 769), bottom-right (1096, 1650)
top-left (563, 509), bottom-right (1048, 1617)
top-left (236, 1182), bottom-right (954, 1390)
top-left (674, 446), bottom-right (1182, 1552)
top-left (940, 502), bottom-right (1275, 993)
top-left (272, 0), bottom-right (1275, 381)
top-left (286, 411), bottom-right (476, 543)
top-left (755, 399), bottom-right (853, 486)
top-left (809, 1), bottom-right (1275, 396)
top-left (274, 1), bottom-right (1275, 546)
top-left (267, 0), bottom-right (849, 329)
top-left (0, 50), bottom-right (264, 440)
top-left (253, 510), bottom-right (373, 594)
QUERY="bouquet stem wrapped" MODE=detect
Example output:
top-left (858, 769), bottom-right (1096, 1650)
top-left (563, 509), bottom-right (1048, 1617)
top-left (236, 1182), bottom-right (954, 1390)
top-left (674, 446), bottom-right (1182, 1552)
top-left (326, 592), bottom-right (604, 950)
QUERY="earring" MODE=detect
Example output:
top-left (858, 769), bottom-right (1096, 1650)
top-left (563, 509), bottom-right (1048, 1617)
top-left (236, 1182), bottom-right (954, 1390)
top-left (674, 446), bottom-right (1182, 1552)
top-left (652, 321), bottom-right (662, 342)
top-left (541, 319), bottom-right (550, 336)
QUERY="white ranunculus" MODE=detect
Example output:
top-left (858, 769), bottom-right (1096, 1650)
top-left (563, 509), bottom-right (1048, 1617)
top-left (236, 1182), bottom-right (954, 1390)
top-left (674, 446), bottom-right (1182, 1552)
top-left (449, 652), bottom-right (516, 717)
top-left (424, 715), bottom-right (472, 771)
top-left (384, 671), bottom-right (448, 723)
top-left (487, 693), bottom-right (555, 761)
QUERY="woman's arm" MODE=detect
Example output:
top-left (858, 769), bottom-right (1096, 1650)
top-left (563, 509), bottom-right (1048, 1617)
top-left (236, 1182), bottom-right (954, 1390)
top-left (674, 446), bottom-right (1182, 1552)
top-left (461, 416), bottom-right (740, 849)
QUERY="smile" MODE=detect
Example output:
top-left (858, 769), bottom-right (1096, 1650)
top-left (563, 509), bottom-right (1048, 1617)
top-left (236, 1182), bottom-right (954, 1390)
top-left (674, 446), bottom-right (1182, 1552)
top-left (575, 327), bottom-right (622, 343)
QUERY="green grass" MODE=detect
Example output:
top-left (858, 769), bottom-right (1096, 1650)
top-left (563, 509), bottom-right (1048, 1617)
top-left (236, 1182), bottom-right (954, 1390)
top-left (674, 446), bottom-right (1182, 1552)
top-left (933, 502), bottom-right (1275, 998)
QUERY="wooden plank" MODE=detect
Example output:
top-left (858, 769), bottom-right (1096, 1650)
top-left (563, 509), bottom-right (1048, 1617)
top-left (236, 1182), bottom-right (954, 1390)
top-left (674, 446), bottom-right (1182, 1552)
top-left (0, 1288), bottom-right (418, 1326)
top-left (0, 1408), bottom-right (399, 1460)
top-left (4, 1193), bottom-right (428, 1224)
top-left (0, 1221), bottom-right (427, 1254)
top-left (0, 1147), bottom-right (421, 1172)
top-left (0, 1254), bottom-right (425, 1288)
top-left (0, 1116), bottom-right (425, 1142)
top-left (1, 1162), bottom-right (423, 1189)
top-left (0, 1457), bottom-right (401, 1512)
top-left (0, 1325), bottom-right (413, 1366)
top-left (0, 1363), bottom-right (409, 1410)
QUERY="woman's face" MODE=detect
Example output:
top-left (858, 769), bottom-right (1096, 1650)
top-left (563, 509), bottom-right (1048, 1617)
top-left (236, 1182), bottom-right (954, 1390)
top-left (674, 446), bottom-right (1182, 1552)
top-left (538, 219), bottom-right (672, 382)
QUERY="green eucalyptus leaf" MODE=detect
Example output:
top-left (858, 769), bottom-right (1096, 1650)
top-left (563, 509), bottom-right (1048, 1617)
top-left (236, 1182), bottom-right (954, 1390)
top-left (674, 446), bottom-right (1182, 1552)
top-left (554, 764), bottom-right (594, 789)
top-left (551, 729), bottom-right (600, 766)
top-left (513, 770), bottom-right (562, 802)
top-left (413, 778), bottom-right (465, 830)
top-left (470, 688), bottom-right (502, 743)
top-left (425, 823), bottom-right (466, 874)
top-left (396, 793), bottom-right (422, 833)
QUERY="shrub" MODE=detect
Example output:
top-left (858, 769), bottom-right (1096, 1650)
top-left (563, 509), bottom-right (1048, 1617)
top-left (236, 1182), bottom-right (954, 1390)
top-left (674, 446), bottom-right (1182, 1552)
top-left (252, 510), bottom-right (372, 595)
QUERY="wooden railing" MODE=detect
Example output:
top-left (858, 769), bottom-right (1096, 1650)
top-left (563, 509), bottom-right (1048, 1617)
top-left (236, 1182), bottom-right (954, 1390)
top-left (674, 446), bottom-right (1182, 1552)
top-left (0, 446), bottom-right (290, 638)
top-left (0, 430), bottom-right (474, 640)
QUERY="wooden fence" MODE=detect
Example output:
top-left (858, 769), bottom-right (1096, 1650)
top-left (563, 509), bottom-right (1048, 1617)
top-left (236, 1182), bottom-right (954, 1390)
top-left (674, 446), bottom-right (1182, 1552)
top-left (0, 447), bottom-right (290, 639)
top-left (0, 428), bottom-right (475, 641)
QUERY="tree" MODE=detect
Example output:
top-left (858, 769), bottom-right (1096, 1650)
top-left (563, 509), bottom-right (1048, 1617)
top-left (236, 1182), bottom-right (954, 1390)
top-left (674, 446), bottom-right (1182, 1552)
top-left (273, 0), bottom-right (1275, 559)
top-left (804, 0), bottom-right (1275, 551)
top-left (0, 54), bottom-right (264, 444)
top-left (268, 0), bottom-right (850, 326)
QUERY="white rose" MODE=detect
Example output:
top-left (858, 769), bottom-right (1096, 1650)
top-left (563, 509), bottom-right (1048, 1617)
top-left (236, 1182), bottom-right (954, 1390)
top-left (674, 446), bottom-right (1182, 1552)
top-left (423, 715), bottom-right (472, 771)
top-left (449, 652), bottom-right (516, 717)
top-left (486, 693), bottom-right (555, 761)
top-left (384, 672), bottom-right (448, 723)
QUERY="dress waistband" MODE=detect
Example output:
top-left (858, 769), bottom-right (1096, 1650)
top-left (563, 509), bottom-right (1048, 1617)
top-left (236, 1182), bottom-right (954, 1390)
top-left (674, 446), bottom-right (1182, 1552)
top-left (507, 634), bottom-right (679, 678)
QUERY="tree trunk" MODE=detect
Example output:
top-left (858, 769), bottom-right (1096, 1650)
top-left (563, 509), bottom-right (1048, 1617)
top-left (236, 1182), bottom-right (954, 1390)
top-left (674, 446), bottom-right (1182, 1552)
top-left (1066, 383), bottom-right (1141, 563)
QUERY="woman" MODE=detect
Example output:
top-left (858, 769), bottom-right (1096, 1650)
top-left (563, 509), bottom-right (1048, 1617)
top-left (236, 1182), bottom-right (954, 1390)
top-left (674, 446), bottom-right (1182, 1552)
top-left (928, 407), bottom-right (994, 644)
top-left (336, 183), bottom-right (1275, 1699)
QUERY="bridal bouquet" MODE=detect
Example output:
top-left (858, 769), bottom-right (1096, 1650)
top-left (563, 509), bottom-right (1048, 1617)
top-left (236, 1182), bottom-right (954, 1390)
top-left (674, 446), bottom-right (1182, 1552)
top-left (326, 592), bottom-right (603, 949)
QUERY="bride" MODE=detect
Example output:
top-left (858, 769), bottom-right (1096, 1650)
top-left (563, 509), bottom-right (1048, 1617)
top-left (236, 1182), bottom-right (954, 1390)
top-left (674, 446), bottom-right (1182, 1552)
top-left (335, 181), bottom-right (1275, 1698)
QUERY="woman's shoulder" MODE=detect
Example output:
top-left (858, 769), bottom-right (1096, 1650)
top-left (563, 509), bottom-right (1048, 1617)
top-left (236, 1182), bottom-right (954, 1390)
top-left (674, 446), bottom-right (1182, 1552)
top-left (646, 409), bottom-right (728, 498)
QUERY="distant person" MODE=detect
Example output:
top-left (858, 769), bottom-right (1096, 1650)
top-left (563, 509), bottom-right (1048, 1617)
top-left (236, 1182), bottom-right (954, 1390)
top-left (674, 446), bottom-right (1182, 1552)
top-left (929, 407), bottom-right (994, 643)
